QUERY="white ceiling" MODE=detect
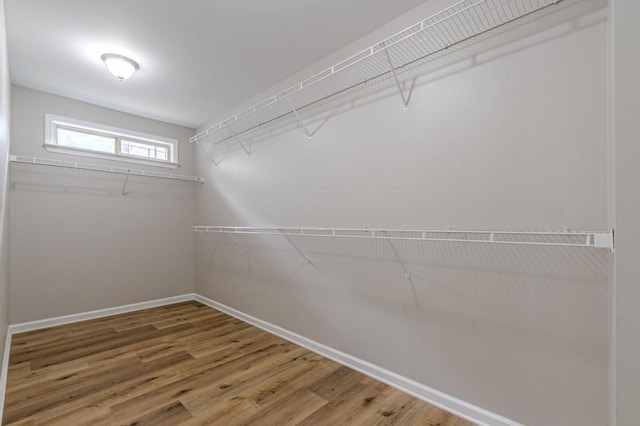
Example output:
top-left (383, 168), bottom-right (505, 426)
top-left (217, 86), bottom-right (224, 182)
top-left (4, 0), bottom-right (428, 129)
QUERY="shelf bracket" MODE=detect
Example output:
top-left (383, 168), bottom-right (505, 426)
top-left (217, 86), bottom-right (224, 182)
top-left (285, 97), bottom-right (331, 141)
top-left (229, 233), bottom-right (249, 254)
top-left (229, 233), bottom-right (251, 270)
top-left (207, 236), bottom-right (251, 270)
top-left (279, 230), bottom-right (311, 265)
top-left (195, 141), bottom-right (222, 166)
top-left (311, 109), bottom-right (337, 138)
top-left (383, 46), bottom-right (415, 112)
top-left (225, 124), bottom-right (252, 156)
top-left (208, 245), bottom-right (218, 264)
top-left (384, 233), bottom-right (412, 280)
top-left (121, 170), bottom-right (131, 197)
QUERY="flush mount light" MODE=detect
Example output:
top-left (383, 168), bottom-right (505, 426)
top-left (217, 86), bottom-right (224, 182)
top-left (101, 53), bottom-right (139, 81)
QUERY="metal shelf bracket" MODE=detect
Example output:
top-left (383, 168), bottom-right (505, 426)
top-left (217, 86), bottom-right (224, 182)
top-left (121, 170), bottom-right (131, 197)
top-left (384, 234), bottom-right (412, 280)
top-left (229, 233), bottom-right (249, 254)
top-left (285, 97), bottom-right (336, 141)
top-left (229, 233), bottom-right (251, 270)
top-left (279, 229), bottom-right (311, 264)
top-left (195, 141), bottom-right (222, 166)
top-left (226, 124), bottom-right (252, 156)
top-left (383, 45), bottom-right (415, 112)
top-left (286, 97), bottom-right (315, 140)
top-left (208, 245), bottom-right (218, 264)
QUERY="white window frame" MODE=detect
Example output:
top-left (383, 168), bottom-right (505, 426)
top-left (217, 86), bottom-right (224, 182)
top-left (44, 114), bottom-right (180, 169)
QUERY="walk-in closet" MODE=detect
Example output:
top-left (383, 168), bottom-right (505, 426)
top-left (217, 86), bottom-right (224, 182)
top-left (0, 1), bottom-right (637, 425)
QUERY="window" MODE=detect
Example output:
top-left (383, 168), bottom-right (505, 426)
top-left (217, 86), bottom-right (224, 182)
top-left (121, 139), bottom-right (169, 161)
top-left (44, 114), bottom-right (179, 168)
top-left (55, 125), bottom-right (117, 154)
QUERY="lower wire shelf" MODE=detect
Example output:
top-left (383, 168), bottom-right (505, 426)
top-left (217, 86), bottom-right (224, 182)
top-left (10, 155), bottom-right (206, 183)
top-left (191, 226), bottom-right (614, 250)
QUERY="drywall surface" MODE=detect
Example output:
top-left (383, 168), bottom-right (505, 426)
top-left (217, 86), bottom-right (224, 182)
top-left (195, 13), bottom-right (611, 426)
top-left (0, 0), bottom-right (11, 369)
top-left (9, 86), bottom-right (197, 323)
top-left (611, 1), bottom-right (640, 425)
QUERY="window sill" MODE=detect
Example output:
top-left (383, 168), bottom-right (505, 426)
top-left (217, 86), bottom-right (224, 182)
top-left (43, 144), bottom-right (180, 169)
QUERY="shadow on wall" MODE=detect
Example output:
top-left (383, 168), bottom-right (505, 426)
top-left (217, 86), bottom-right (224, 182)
top-left (197, 231), bottom-right (610, 363)
top-left (197, 0), bottom-right (606, 163)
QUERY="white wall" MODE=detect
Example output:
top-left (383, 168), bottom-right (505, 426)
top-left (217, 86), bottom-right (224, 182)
top-left (0, 0), bottom-right (11, 372)
top-left (194, 6), bottom-right (610, 426)
top-left (9, 86), bottom-right (197, 323)
top-left (611, 1), bottom-right (640, 425)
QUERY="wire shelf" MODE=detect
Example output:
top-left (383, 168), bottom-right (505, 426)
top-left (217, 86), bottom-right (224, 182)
top-left (10, 155), bottom-right (206, 183)
top-left (191, 0), bottom-right (565, 148)
top-left (191, 226), bottom-right (614, 250)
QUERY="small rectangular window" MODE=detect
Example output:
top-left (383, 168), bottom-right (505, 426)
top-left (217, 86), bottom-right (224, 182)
top-left (44, 114), bottom-right (179, 168)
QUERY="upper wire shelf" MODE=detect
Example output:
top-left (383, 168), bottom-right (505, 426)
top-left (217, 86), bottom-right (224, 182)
top-left (10, 155), bottom-right (205, 183)
top-left (191, 0), bottom-right (564, 147)
top-left (191, 226), bottom-right (614, 250)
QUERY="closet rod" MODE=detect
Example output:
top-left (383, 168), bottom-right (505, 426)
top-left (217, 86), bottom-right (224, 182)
top-left (191, 226), bottom-right (614, 250)
top-left (10, 155), bottom-right (206, 183)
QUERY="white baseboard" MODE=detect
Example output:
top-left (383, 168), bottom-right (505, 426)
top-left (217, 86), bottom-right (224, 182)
top-left (193, 294), bottom-right (522, 426)
top-left (7, 293), bottom-right (196, 334)
top-left (0, 292), bottom-right (521, 426)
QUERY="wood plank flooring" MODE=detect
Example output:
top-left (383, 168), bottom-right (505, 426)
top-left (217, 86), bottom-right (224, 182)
top-left (3, 301), bottom-right (474, 425)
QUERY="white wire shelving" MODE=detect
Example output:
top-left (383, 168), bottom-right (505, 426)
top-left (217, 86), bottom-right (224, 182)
top-left (10, 155), bottom-right (205, 183)
top-left (10, 155), bottom-right (205, 196)
top-left (191, 0), bottom-right (566, 149)
top-left (191, 226), bottom-right (614, 251)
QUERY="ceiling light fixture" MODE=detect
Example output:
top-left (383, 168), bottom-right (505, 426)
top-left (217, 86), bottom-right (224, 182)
top-left (101, 53), bottom-right (139, 81)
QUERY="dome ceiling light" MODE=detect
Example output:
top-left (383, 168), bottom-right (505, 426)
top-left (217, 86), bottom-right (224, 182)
top-left (101, 53), bottom-right (139, 81)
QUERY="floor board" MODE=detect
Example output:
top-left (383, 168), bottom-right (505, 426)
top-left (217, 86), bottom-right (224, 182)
top-left (3, 301), bottom-right (475, 425)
